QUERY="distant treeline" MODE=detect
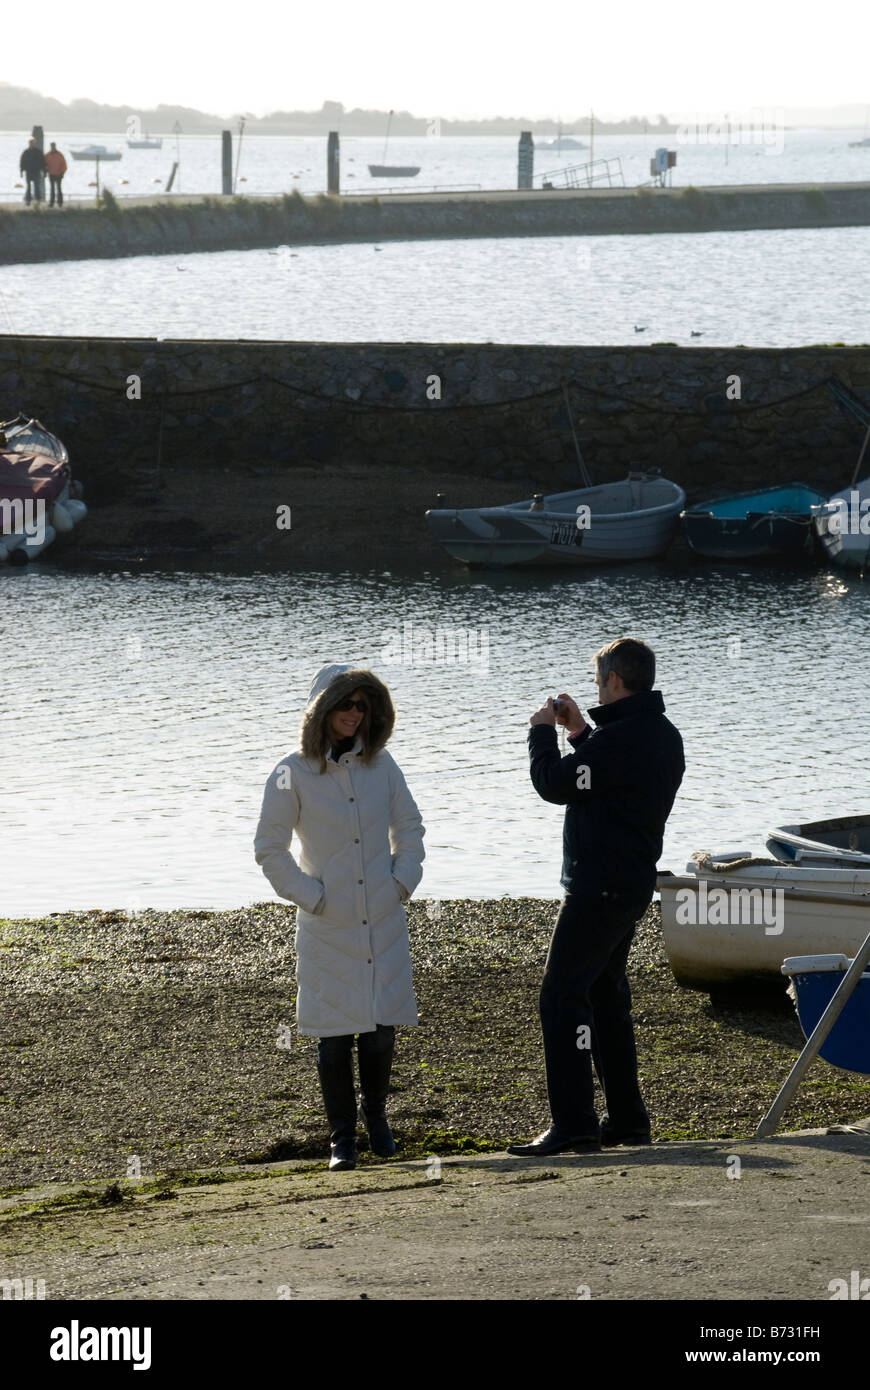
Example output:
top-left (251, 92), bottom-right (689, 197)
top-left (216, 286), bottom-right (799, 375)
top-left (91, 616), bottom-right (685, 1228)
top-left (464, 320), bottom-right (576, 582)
top-left (0, 84), bottom-right (676, 136)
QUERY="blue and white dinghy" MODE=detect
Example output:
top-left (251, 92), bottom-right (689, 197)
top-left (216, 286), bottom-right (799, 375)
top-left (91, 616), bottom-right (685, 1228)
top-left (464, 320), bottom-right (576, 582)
top-left (782, 954), bottom-right (870, 1073)
top-left (682, 483), bottom-right (826, 560)
top-left (766, 815), bottom-right (870, 868)
top-left (425, 471), bottom-right (685, 568)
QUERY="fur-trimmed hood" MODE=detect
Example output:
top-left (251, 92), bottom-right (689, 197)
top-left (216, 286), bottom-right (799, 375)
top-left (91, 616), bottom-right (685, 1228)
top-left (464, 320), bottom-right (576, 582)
top-left (300, 664), bottom-right (395, 769)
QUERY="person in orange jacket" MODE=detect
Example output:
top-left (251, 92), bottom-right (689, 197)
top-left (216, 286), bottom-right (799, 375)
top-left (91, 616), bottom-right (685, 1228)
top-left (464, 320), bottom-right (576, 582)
top-left (44, 142), bottom-right (68, 207)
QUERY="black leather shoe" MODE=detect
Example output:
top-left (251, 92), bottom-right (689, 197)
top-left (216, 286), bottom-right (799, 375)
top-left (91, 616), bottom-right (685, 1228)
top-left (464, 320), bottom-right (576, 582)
top-left (507, 1128), bottom-right (601, 1157)
top-left (328, 1137), bottom-right (357, 1171)
top-left (600, 1124), bottom-right (652, 1146)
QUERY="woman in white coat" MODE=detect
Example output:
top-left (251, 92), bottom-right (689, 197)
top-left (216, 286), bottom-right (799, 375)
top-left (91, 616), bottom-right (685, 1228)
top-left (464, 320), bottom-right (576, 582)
top-left (254, 663), bottom-right (425, 1171)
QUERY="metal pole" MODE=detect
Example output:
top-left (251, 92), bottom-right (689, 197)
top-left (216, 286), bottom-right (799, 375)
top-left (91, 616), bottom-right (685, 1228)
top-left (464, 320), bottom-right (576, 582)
top-left (173, 121), bottom-right (182, 192)
top-left (233, 116), bottom-right (246, 193)
top-left (32, 125), bottom-right (45, 202)
top-left (517, 131), bottom-right (534, 190)
top-left (755, 928), bottom-right (870, 1139)
top-left (221, 130), bottom-right (232, 195)
top-left (327, 131), bottom-right (340, 194)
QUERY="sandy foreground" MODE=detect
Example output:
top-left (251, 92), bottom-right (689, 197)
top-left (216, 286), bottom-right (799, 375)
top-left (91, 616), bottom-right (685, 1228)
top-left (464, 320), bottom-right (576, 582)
top-left (2, 899), bottom-right (870, 1300)
top-left (3, 1129), bottom-right (870, 1301)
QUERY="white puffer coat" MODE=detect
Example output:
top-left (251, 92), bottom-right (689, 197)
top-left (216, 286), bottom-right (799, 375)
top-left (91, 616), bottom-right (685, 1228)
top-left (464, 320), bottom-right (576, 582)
top-left (254, 664), bottom-right (425, 1036)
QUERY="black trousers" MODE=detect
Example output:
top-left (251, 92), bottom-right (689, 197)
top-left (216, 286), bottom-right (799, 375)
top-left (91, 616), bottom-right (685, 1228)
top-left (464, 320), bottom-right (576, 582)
top-left (538, 890), bottom-right (650, 1136)
top-left (49, 175), bottom-right (63, 206)
top-left (24, 175), bottom-right (40, 204)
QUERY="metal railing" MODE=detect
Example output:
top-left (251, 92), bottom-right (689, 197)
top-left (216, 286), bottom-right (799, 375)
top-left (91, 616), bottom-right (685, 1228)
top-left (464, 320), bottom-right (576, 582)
top-left (538, 157), bottom-right (625, 189)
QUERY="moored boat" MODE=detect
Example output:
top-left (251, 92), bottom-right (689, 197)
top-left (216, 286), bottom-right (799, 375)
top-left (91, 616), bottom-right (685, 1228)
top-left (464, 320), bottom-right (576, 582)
top-left (682, 483), bottom-right (826, 560)
top-left (0, 415), bottom-right (87, 566)
top-left (782, 954), bottom-right (870, 1073)
top-left (811, 474), bottom-right (870, 571)
top-left (425, 471), bottom-right (685, 567)
top-left (657, 854), bottom-right (870, 991)
top-left (367, 164), bottom-right (420, 177)
top-left (766, 815), bottom-right (870, 867)
top-left (70, 144), bottom-right (123, 161)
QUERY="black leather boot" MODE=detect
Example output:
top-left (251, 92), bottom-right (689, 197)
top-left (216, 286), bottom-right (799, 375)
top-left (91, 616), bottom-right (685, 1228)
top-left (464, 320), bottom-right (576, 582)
top-left (358, 1025), bottom-right (396, 1157)
top-left (316, 1034), bottom-right (358, 1171)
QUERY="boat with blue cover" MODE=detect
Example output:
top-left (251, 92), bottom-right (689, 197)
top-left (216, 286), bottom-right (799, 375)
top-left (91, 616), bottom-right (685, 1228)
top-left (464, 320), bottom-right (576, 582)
top-left (682, 483), bottom-right (827, 560)
top-left (782, 954), bottom-right (870, 1073)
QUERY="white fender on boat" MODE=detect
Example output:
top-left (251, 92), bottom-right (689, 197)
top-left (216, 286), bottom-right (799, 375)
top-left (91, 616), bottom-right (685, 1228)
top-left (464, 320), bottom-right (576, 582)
top-left (65, 498), bottom-right (88, 525)
top-left (8, 523), bottom-right (57, 565)
top-left (52, 500), bottom-right (74, 533)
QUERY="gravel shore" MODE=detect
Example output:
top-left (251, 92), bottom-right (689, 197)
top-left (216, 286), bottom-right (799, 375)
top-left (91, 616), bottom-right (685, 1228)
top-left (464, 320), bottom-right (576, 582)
top-left (2, 899), bottom-right (867, 1191)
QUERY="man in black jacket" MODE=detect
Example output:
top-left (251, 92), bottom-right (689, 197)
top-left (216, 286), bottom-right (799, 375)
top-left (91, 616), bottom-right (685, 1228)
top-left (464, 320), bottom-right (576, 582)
top-left (19, 139), bottom-right (46, 204)
top-left (508, 637), bottom-right (684, 1157)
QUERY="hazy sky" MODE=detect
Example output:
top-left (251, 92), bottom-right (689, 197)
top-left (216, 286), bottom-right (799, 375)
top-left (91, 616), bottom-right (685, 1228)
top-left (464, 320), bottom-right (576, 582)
top-left (18, 0), bottom-right (869, 120)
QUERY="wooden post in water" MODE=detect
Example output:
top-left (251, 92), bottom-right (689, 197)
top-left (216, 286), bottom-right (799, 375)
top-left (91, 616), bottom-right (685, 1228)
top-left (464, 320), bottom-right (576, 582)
top-left (327, 131), bottom-right (340, 194)
top-left (221, 130), bottom-right (232, 195)
top-left (517, 131), bottom-right (534, 190)
top-left (32, 124), bottom-right (45, 202)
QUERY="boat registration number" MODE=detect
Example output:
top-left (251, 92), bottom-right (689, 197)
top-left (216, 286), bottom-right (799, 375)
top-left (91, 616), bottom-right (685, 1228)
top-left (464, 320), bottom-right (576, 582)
top-left (550, 522), bottom-right (583, 546)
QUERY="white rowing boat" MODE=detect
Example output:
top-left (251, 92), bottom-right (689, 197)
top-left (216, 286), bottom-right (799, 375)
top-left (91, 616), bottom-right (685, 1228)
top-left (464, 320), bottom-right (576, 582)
top-left (657, 854), bottom-right (870, 992)
top-left (425, 471), bottom-right (685, 567)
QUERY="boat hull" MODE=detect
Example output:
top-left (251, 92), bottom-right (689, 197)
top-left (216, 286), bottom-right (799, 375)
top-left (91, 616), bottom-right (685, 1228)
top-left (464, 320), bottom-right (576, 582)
top-left (783, 955), bottom-right (870, 1073)
top-left (657, 863), bottom-right (870, 990)
top-left (767, 815), bottom-right (870, 867)
top-left (683, 484), bottom-right (825, 560)
top-left (367, 165), bottom-right (420, 177)
top-left (426, 474), bottom-right (686, 568)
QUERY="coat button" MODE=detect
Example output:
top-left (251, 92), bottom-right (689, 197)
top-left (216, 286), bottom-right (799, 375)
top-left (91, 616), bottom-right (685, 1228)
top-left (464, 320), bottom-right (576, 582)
top-left (354, 838), bottom-right (359, 844)
top-left (358, 879), bottom-right (363, 884)
top-left (349, 797), bottom-right (355, 802)
top-left (367, 958), bottom-right (372, 964)
top-left (362, 919), bottom-right (367, 925)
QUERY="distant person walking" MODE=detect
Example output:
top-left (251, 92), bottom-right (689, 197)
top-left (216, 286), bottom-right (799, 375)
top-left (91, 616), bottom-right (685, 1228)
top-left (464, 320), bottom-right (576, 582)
top-left (19, 139), bottom-right (46, 204)
top-left (509, 638), bottom-right (685, 1158)
top-left (44, 142), bottom-right (67, 207)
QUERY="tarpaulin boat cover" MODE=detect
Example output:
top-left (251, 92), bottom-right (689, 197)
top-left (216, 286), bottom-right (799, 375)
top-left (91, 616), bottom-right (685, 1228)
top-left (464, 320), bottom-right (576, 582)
top-left (0, 450), bottom-right (68, 506)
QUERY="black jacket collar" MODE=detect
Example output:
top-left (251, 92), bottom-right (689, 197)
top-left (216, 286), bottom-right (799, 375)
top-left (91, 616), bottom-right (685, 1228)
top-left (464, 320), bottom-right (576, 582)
top-left (588, 689), bottom-right (665, 727)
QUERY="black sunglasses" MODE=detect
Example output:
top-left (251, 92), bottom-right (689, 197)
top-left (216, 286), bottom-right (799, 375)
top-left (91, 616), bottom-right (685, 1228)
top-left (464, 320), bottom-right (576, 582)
top-left (335, 698), bottom-right (368, 713)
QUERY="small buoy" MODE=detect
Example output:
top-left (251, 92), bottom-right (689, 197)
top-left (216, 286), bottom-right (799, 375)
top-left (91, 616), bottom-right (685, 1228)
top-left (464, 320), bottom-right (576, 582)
top-left (14, 182), bottom-right (22, 188)
top-left (240, 176), bottom-right (247, 182)
top-left (88, 180), bottom-right (97, 187)
top-left (120, 179), bottom-right (129, 184)
top-left (152, 178), bottom-right (162, 183)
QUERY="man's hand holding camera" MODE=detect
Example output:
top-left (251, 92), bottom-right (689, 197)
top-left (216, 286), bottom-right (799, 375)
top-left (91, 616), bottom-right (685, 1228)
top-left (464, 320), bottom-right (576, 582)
top-left (529, 692), bottom-right (587, 737)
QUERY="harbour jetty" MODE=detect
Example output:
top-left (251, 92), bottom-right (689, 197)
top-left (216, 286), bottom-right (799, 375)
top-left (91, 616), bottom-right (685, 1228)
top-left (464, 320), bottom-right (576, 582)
top-left (2, 336), bottom-right (868, 568)
top-left (0, 181), bottom-right (869, 265)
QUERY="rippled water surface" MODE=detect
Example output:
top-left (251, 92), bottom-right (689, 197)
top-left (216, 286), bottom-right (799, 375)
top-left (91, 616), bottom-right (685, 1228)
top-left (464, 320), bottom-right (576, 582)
top-left (2, 560), bottom-right (868, 915)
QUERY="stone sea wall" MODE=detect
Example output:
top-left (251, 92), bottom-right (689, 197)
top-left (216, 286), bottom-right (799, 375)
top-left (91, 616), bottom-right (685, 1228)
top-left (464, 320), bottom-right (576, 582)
top-left (0, 182), bottom-right (869, 265)
top-left (1, 336), bottom-right (868, 504)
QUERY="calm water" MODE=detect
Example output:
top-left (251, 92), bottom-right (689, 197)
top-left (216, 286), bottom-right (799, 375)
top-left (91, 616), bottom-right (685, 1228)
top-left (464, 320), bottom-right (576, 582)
top-left (2, 225), bottom-right (869, 346)
top-left (1, 559), bottom-right (868, 916)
